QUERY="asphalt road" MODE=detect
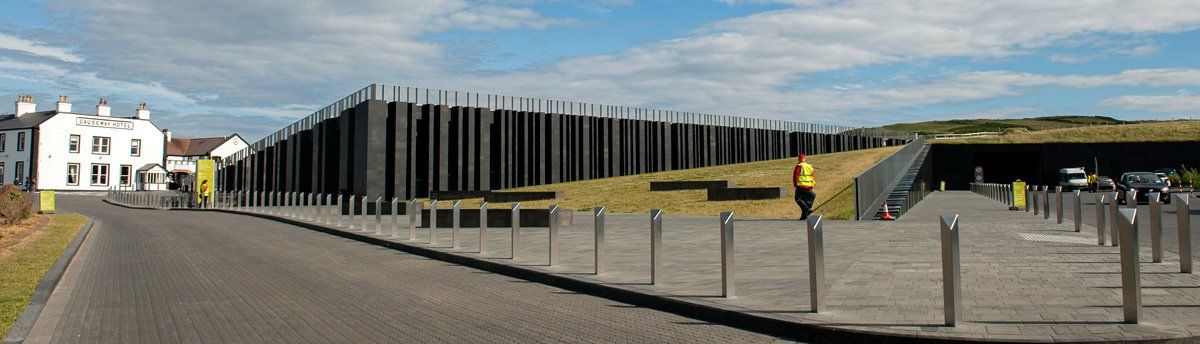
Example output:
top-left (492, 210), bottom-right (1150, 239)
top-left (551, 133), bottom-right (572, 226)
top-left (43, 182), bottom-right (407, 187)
top-left (26, 195), bottom-right (779, 343)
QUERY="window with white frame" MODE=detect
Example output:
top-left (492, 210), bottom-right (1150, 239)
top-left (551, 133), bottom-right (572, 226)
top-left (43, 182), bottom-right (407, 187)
top-left (15, 161), bottom-right (24, 183)
top-left (67, 163), bottom-right (80, 185)
top-left (130, 139), bottom-right (141, 156)
top-left (69, 134), bottom-right (81, 153)
top-left (0, 133), bottom-right (6, 152)
top-left (120, 165), bottom-right (132, 186)
top-left (92, 136), bottom-right (110, 155)
top-left (16, 132), bottom-right (25, 151)
top-left (91, 164), bottom-right (109, 185)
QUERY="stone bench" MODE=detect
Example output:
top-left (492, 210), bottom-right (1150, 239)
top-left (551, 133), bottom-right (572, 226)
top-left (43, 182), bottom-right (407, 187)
top-left (706, 187), bottom-right (787, 201)
top-left (484, 191), bottom-right (562, 203)
top-left (649, 180), bottom-right (734, 191)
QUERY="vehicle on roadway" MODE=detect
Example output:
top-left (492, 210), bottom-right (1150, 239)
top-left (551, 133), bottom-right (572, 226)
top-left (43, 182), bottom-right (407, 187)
top-left (1094, 176), bottom-right (1116, 192)
top-left (1156, 172), bottom-right (1171, 186)
top-left (1117, 172), bottom-right (1171, 204)
top-left (1057, 167), bottom-right (1089, 191)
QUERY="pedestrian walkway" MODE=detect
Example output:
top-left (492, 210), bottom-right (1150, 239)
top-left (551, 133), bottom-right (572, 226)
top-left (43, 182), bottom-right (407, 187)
top-left (218, 191), bottom-right (1200, 342)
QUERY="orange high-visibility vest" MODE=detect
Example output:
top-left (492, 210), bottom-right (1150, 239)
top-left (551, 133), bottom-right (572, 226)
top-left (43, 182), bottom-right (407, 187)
top-left (795, 162), bottom-right (815, 188)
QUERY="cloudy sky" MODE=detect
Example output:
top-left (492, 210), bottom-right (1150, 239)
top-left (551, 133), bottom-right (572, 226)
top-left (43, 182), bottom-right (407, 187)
top-left (2, 0), bottom-right (1199, 140)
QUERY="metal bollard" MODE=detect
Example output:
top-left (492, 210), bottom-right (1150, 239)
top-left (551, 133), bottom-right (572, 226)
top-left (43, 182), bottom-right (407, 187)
top-left (594, 206), bottom-right (606, 275)
top-left (1177, 194), bottom-right (1192, 274)
top-left (1043, 187), bottom-right (1050, 220)
top-left (1025, 186), bottom-right (1031, 212)
top-left (1110, 192), bottom-right (1120, 246)
top-left (429, 200), bottom-right (439, 244)
top-left (325, 194), bottom-right (333, 225)
top-left (409, 200), bottom-right (421, 241)
top-left (1056, 186), bottom-right (1064, 224)
top-left (452, 200), bottom-right (462, 249)
top-left (480, 202), bottom-right (490, 254)
top-left (807, 215), bottom-right (825, 313)
top-left (375, 197), bottom-right (383, 235)
top-left (548, 204), bottom-right (559, 265)
top-left (511, 203), bottom-right (521, 260)
top-left (720, 211), bottom-right (735, 298)
top-left (1033, 186), bottom-right (1040, 215)
top-left (1116, 208), bottom-right (1141, 324)
top-left (1073, 190), bottom-right (1082, 232)
top-left (391, 197), bottom-right (400, 239)
top-left (335, 195), bottom-right (345, 227)
top-left (940, 214), bottom-right (962, 327)
top-left (650, 209), bottom-right (663, 284)
top-left (347, 196), bottom-right (356, 229)
top-left (1148, 193), bottom-right (1163, 263)
top-left (1126, 190), bottom-right (1137, 209)
top-left (361, 196), bottom-right (369, 232)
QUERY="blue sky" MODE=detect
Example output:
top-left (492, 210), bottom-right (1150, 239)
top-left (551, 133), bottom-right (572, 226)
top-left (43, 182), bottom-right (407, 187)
top-left (1, 0), bottom-right (1198, 139)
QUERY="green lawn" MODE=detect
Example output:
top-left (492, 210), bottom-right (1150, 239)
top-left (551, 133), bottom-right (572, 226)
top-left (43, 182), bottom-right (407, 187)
top-left (936, 120), bottom-right (1200, 144)
top-left (884, 115), bottom-right (1123, 135)
top-left (0, 213), bottom-right (87, 338)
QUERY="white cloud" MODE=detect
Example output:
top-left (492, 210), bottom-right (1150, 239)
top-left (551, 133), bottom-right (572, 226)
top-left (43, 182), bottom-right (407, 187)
top-left (1101, 92), bottom-right (1200, 113)
top-left (0, 33), bottom-right (84, 63)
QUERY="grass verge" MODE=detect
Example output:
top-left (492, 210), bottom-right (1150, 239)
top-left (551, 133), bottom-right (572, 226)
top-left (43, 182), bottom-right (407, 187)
top-left (0, 213), bottom-right (87, 338)
top-left (937, 120), bottom-right (1200, 144)
top-left (438, 146), bottom-right (900, 220)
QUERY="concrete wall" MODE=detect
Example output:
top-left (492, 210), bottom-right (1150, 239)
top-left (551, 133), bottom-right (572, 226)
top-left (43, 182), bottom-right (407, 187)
top-left (930, 142), bottom-right (1200, 190)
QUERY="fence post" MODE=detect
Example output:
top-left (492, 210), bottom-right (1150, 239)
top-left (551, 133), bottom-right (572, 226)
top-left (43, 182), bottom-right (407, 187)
top-left (807, 215), bottom-right (825, 313)
top-left (479, 202), bottom-right (490, 254)
top-left (594, 206), bottom-right (606, 275)
top-left (650, 209), bottom-right (663, 284)
top-left (1148, 193), bottom-right (1163, 263)
top-left (940, 214), bottom-right (961, 327)
top-left (1177, 194), bottom-right (1192, 274)
top-left (1117, 208), bottom-right (1141, 324)
top-left (511, 203), bottom-right (521, 260)
top-left (720, 211), bottom-right (735, 298)
top-left (391, 197), bottom-right (401, 239)
top-left (453, 200), bottom-right (462, 250)
top-left (1056, 186), bottom-right (1064, 224)
top-left (429, 200), bottom-right (439, 244)
top-left (549, 204), bottom-right (559, 265)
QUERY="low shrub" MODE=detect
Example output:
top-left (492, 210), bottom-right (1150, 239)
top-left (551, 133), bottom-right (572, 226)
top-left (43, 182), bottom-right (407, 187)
top-left (0, 185), bottom-right (32, 225)
top-left (1180, 165), bottom-right (1200, 187)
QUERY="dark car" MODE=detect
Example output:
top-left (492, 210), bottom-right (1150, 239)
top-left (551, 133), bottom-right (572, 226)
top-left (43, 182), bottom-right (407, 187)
top-left (1117, 172), bottom-right (1170, 204)
top-left (1093, 176), bottom-right (1116, 192)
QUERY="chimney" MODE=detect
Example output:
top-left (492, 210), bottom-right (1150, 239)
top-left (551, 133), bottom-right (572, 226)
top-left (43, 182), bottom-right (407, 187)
top-left (163, 128), bottom-right (172, 141)
top-left (135, 102), bottom-right (150, 119)
top-left (15, 95), bottom-right (35, 117)
top-left (96, 98), bottom-right (110, 116)
top-left (56, 94), bottom-right (72, 113)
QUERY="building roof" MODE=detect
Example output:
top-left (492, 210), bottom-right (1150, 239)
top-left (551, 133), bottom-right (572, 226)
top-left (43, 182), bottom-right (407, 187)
top-left (167, 136), bottom-right (234, 156)
top-left (0, 111), bottom-right (57, 130)
top-left (138, 163), bottom-right (167, 172)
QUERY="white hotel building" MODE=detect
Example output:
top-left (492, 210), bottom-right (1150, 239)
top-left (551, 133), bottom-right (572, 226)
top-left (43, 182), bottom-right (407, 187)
top-left (0, 95), bottom-right (167, 191)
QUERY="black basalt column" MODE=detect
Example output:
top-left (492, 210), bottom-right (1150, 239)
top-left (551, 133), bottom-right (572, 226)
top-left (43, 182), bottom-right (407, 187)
top-left (338, 107), bottom-right (355, 195)
top-left (353, 99), bottom-right (389, 199)
top-left (477, 108), bottom-right (492, 191)
top-left (434, 105), bottom-right (451, 192)
top-left (549, 113), bottom-right (561, 183)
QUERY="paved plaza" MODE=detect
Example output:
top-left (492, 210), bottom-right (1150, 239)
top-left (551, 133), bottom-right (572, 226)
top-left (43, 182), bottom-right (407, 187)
top-left (239, 191), bottom-right (1200, 342)
top-left (25, 196), bottom-right (775, 343)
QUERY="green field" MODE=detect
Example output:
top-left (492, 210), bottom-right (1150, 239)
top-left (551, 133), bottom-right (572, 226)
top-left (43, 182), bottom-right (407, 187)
top-left (883, 116), bottom-right (1123, 135)
top-left (436, 146), bottom-right (900, 220)
top-left (936, 120), bottom-right (1200, 144)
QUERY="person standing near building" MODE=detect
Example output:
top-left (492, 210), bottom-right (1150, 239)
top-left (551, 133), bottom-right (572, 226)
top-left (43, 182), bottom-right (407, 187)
top-left (793, 153), bottom-right (816, 220)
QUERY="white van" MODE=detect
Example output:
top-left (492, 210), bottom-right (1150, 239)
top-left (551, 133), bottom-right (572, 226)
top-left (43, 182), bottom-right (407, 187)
top-left (1058, 167), bottom-right (1089, 191)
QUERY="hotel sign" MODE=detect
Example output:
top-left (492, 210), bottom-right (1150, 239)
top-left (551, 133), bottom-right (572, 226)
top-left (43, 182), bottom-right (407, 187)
top-left (76, 117), bottom-right (134, 130)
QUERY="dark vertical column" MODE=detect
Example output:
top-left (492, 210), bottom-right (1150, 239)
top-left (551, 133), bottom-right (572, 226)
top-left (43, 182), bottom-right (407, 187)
top-left (464, 107), bottom-right (476, 191)
top-left (391, 102), bottom-right (413, 199)
top-left (298, 130), bottom-right (313, 193)
top-left (338, 107), bottom-right (355, 195)
top-left (534, 112), bottom-right (545, 186)
top-left (435, 105), bottom-right (450, 192)
top-left (311, 122), bottom-right (323, 193)
top-left (477, 108), bottom-right (492, 191)
top-left (353, 99), bottom-right (388, 199)
top-left (416, 105), bottom-right (432, 197)
top-left (448, 107), bottom-right (461, 191)
top-left (549, 113), bottom-right (561, 183)
top-left (582, 115), bottom-right (591, 180)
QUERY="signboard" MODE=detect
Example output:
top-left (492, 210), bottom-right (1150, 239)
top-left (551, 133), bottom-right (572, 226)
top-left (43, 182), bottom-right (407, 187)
top-left (196, 159), bottom-right (215, 203)
top-left (940, 181), bottom-right (946, 191)
top-left (1012, 181), bottom-right (1026, 208)
top-left (76, 117), bottom-right (134, 130)
top-left (38, 191), bottom-right (55, 214)
top-left (974, 166), bottom-right (984, 183)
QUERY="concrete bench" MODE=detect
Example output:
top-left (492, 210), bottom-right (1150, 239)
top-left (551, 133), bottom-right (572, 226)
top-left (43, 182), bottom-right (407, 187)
top-left (706, 187), bottom-right (787, 201)
top-left (649, 180), bottom-right (734, 191)
top-left (484, 191), bottom-right (562, 203)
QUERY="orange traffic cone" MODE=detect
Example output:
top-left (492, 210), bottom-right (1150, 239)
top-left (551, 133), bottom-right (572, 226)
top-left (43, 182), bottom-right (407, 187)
top-left (880, 200), bottom-right (896, 220)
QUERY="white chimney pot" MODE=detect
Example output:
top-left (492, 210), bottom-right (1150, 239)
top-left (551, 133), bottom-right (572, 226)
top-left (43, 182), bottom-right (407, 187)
top-left (135, 102), bottom-right (150, 119)
top-left (56, 95), bottom-right (71, 113)
top-left (15, 95), bottom-right (35, 117)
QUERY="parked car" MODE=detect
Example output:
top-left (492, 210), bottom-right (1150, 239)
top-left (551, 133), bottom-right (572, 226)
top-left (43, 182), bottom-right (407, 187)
top-left (1094, 176), bottom-right (1116, 192)
top-left (1117, 172), bottom-right (1171, 204)
top-left (1058, 167), bottom-right (1089, 191)
top-left (1156, 172), bottom-right (1171, 187)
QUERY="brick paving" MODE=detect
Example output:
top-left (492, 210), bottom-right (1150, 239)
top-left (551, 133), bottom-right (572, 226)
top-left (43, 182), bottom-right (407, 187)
top-left (265, 191), bottom-right (1200, 342)
top-left (24, 196), bottom-right (776, 343)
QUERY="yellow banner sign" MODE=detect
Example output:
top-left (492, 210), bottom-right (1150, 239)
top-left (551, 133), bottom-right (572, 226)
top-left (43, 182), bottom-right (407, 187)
top-left (1012, 181), bottom-right (1026, 207)
top-left (196, 159), bottom-right (215, 202)
top-left (39, 190), bottom-right (55, 214)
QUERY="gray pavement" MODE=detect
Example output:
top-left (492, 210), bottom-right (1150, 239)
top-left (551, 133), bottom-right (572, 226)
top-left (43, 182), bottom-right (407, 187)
top-left (1047, 190), bottom-right (1199, 255)
top-left (25, 195), bottom-right (776, 343)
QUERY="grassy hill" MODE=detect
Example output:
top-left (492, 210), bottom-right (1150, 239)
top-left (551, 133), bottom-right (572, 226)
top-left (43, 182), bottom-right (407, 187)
top-left (433, 146), bottom-right (901, 220)
top-left (884, 116), bottom-right (1123, 135)
top-left (936, 120), bottom-right (1200, 144)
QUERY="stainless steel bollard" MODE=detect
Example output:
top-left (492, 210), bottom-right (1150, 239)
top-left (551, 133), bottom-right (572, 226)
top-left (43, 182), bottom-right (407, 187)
top-left (1043, 187), bottom-right (1050, 220)
top-left (409, 200), bottom-right (421, 241)
top-left (1148, 193), bottom-right (1163, 263)
top-left (1056, 186), bottom-right (1064, 224)
top-left (1033, 186), bottom-right (1040, 215)
top-left (720, 211), bottom-right (735, 298)
top-left (1110, 192), bottom-right (1120, 246)
top-left (360, 196), bottom-right (369, 232)
top-left (511, 203), bottom-right (521, 260)
top-left (1117, 208), bottom-right (1141, 324)
top-left (325, 194), bottom-right (333, 225)
top-left (452, 201), bottom-right (462, 249)
top-left (1025, 186), bottom-right (1031, 212)
top-left (374, 197), bottom-right (383, 235)
top-left (347, 196), bottom-right (356, 229)
top-left (1177, 194), bottom-right (1192, 274)
top-left (480, 202), bottom-right (490, 254)
top-left (594, 206), bottom-right (605, 275)
top-left (548, 204), bottom-right (560, 265)
top-left (940, 214), bottom-right (962, 327)
top-left (807, 215), bottom-right (825, 313)
top-left (1073, 190), bottom-right (1082, 232)
top-left (391, 197), bottom-right (400, 239)
top-left (1126, 190), bottom-right (1137, 209)
top-left (429, 200), bottom-right (439, 244)
top-left (650, 209), bottom-right (663, 284)
top-left (335, 195), bottom-right (344, 227)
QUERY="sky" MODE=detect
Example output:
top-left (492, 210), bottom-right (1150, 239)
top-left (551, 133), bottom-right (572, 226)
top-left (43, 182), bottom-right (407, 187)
top-left (1, 0), bottom-right (1199, 140)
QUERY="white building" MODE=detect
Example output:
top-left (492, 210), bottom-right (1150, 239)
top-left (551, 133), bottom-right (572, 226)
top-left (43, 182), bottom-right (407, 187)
top-left (0, 95), bottom-right (167, 191)
top-left (165, 131), bottom-right (247, 189)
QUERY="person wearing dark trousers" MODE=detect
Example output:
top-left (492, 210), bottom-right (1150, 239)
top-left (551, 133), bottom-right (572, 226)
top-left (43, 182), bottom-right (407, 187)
top-left (793, 153), bottom-right (816, 220)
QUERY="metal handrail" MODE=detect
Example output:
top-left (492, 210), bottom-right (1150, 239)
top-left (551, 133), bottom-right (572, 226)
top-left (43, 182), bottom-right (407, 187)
top-left (853, 136), bottom-right (927, 220)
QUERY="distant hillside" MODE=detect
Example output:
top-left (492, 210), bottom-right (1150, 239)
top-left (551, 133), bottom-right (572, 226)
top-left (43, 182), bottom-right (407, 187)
top-left (936, 120), bottom-right (1200, 144)
top-left (883, 116), bottom-right (1123, 135)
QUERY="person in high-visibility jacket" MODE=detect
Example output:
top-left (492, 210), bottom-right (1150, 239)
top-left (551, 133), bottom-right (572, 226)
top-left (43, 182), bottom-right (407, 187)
top-left (792, 153), bottom-right (816, 220)
top-left (1087, 173), bottom-right (1098, 192)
